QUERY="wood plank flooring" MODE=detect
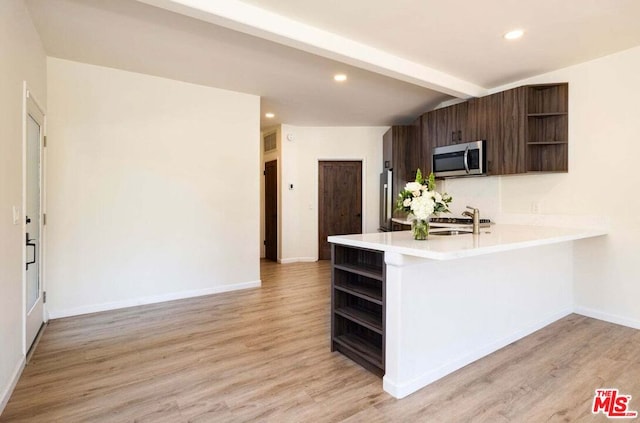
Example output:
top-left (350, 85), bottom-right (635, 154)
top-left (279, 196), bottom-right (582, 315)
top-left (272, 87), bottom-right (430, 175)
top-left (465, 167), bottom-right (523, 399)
top-left (2, 260), bottom-right (639, 422)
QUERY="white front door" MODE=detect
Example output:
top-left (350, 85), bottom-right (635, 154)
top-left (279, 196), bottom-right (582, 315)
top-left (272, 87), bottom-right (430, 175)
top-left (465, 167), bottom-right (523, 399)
top-left (25, 91), bottom-right (45, 351)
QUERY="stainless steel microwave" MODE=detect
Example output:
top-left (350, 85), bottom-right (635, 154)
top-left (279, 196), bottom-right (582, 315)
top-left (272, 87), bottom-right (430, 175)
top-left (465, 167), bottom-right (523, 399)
top-left (432, 140), bottom-right (486, 177)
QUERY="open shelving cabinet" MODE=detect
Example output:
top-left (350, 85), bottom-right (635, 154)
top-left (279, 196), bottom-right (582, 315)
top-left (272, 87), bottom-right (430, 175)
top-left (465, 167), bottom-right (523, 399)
top-left (331, 244), bottom-right (385, 376)
top-left (526, 83), bottom-right (569, 172)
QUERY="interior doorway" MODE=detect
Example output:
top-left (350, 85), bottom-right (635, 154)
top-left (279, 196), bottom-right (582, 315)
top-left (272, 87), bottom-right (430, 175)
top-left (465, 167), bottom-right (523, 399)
top-left (24, 88), bottom-right (46, 352)
top-left (264, 160), bottom-right (278, 261)
top-left (318, 161), bottom-right (363, 260)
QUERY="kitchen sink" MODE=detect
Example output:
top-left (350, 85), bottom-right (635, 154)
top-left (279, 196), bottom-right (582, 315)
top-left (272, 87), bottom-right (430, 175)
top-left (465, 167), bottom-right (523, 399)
top-left (429, 229), bottom-right (473, 236)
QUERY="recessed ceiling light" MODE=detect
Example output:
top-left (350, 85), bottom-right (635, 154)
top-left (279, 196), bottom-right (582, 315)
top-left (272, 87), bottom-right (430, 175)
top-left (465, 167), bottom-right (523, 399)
top-left (504, 29), bottom-right (524, 40)
top-left (334, 74), bottom-right (347, 82)
top-left (265, 112), bottom-right (275, 118)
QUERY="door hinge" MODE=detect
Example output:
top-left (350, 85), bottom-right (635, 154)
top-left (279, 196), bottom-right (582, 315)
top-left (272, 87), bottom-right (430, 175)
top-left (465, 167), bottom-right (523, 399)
top-left (263, 240), bottom-right (266, 245)
top-left (43, 213), bottom-right (47, 226)
top-left (43, 136), bottom-right (47, 148)
top-left (263, 170), bottom-right (266, 175)
top-left (43, 291), bottom-right (47, 303)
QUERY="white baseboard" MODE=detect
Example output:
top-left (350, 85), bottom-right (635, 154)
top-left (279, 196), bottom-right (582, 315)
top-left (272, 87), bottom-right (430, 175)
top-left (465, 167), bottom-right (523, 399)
top-left (278, 257), bottom-right (317, 264)
top-left (383, 308), bottom-right (572, 399)
top-left (48, 280), bottom-right (261, 319)
top-left (0, 356), bottom-right (25, 415)
top-left (574, 306), bottom-right (640, 330)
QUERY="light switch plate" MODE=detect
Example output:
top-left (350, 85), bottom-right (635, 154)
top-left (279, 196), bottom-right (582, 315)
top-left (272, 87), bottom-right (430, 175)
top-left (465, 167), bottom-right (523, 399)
top-left (531, 201), bottom-right (541, 214)
top-left (12, 206), bottom-right (20, 225)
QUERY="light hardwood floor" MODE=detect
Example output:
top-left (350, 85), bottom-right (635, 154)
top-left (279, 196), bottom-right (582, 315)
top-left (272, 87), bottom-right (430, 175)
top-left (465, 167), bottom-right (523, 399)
top-left (2, 260), bottom-right (639, 422)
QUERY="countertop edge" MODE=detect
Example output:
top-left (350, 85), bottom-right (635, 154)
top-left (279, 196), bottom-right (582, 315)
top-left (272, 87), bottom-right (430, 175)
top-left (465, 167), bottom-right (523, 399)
top-left (328, 225), bottom-right (607, 261)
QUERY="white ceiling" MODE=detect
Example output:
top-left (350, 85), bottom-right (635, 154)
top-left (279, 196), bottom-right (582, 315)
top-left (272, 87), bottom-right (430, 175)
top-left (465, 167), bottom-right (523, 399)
top-left (239, 0), bottom-right (640, 87)
top-left (26, 0), bottom-right (640, 129)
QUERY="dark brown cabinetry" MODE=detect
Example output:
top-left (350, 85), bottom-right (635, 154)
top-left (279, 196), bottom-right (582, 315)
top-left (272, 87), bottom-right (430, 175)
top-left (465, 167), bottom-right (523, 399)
top-left (421, 102), bottom-right (470, 150)
top-left (420, 101), bottom-right (474, 175)
top-left (420, 112), bottom-right (434, 175)
top-left (383, 125), bottom-right (421, 217)
top-left (416, 82), bottom-right (568, 176)
top-left (433, 101), bottom-right (469, 147)
top-left (467, 87), bottom-right (526, 175)
top-left (331, 244), bottom-right (385, 376)
top-left (526, 83), bottom-right (569, 172)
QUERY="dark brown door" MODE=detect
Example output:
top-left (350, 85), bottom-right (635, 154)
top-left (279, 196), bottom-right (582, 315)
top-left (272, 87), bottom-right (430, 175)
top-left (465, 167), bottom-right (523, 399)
top-left (318, 161), bottom-right (362, 260)
top-left (264, 160), bottom-right (277, 261)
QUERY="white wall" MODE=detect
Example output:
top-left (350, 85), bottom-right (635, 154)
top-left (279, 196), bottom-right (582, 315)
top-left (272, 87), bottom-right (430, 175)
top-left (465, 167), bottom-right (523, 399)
top-left (450, 46), bottom-right (640, 329)
top-left (46, 58), bottom-right (260, 318)
top-left (279, 125), bottom-right (387, 262)
top-left (440, 176), bottom-right (501, 218)
top-left (0, 0), bottom-right (47, 411)
top-left (498, 47), bottom-right (640, 328)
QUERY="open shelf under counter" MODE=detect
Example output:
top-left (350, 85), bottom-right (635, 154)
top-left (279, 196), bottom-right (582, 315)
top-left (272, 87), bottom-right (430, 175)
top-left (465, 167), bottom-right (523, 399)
top-left (330, 244), bottom-right (385, 376)
top-left (333, 263), bottom-right (383, 281)
top-left (333, 333), bottom-right (383, 369)
top-left (334, 281), bottom-right (383, 305)
top-left (334, 305), bottom-right (383, 334)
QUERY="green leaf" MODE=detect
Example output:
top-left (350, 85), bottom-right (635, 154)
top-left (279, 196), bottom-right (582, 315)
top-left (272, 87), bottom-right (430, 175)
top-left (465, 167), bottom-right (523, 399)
top-left (428, 172), bottom-right (436, 191)
top-left (415, 168), bottom-right (423, 184)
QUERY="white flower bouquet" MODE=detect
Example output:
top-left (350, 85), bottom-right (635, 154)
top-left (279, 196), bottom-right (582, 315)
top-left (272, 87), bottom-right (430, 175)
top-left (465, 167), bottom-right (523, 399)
top-left (396, 169), bottom-right (452, 239)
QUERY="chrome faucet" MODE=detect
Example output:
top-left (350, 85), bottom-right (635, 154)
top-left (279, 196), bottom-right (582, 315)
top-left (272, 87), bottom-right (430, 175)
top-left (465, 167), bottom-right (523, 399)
top-left (462, 206), bottom-right (480, 234)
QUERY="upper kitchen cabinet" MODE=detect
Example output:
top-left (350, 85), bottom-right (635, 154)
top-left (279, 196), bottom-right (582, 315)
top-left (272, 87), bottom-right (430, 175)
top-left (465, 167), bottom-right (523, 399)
top-left (382, 127), bottom-right (393, 170)
top-left (420, 112), bottom-right (434, 175)
top-left (420, 101), bottom-right (469, 174)
top-left (461, 82), bottom-right (567, 175)
top-left (382, 125), bottom-right (420, 214)
top-left (468, 87), bottom-right (527, 175)
top-left (526, 83), bottom-right (569, 172)
top-left (431, 101), bottom-right (470, 147)
top-left (410, 116), bottom-right (423, 175)
top-left (417, 112), bottom-right (436, 175)
top-left (399, 82), bottom-right (568, 180)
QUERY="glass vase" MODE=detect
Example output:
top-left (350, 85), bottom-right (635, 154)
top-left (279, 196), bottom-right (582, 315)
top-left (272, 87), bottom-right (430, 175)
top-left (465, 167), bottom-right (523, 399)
top-left (411, 219), bottom-right (429, 240)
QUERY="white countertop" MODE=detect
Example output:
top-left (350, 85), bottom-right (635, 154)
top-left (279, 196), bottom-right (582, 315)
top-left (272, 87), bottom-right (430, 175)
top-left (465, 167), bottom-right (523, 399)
top-left (328, 224), bottom-right (607, 260)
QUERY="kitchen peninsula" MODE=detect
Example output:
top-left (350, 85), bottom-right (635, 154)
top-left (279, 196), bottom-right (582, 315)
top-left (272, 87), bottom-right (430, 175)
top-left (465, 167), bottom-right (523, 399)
top-left (328, 224), bottom-right (606, 399)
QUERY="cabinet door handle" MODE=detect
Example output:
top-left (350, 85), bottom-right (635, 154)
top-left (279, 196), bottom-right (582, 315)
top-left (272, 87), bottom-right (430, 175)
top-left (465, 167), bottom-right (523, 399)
top-left (451, 131), bottom-right (456, 143)
top-left (458, 130), bottom-right (462, 141)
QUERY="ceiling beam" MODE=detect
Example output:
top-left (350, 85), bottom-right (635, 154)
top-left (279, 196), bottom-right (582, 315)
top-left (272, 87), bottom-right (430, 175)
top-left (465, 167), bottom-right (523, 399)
top-left (136, 0), bottom-right (487, 99)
